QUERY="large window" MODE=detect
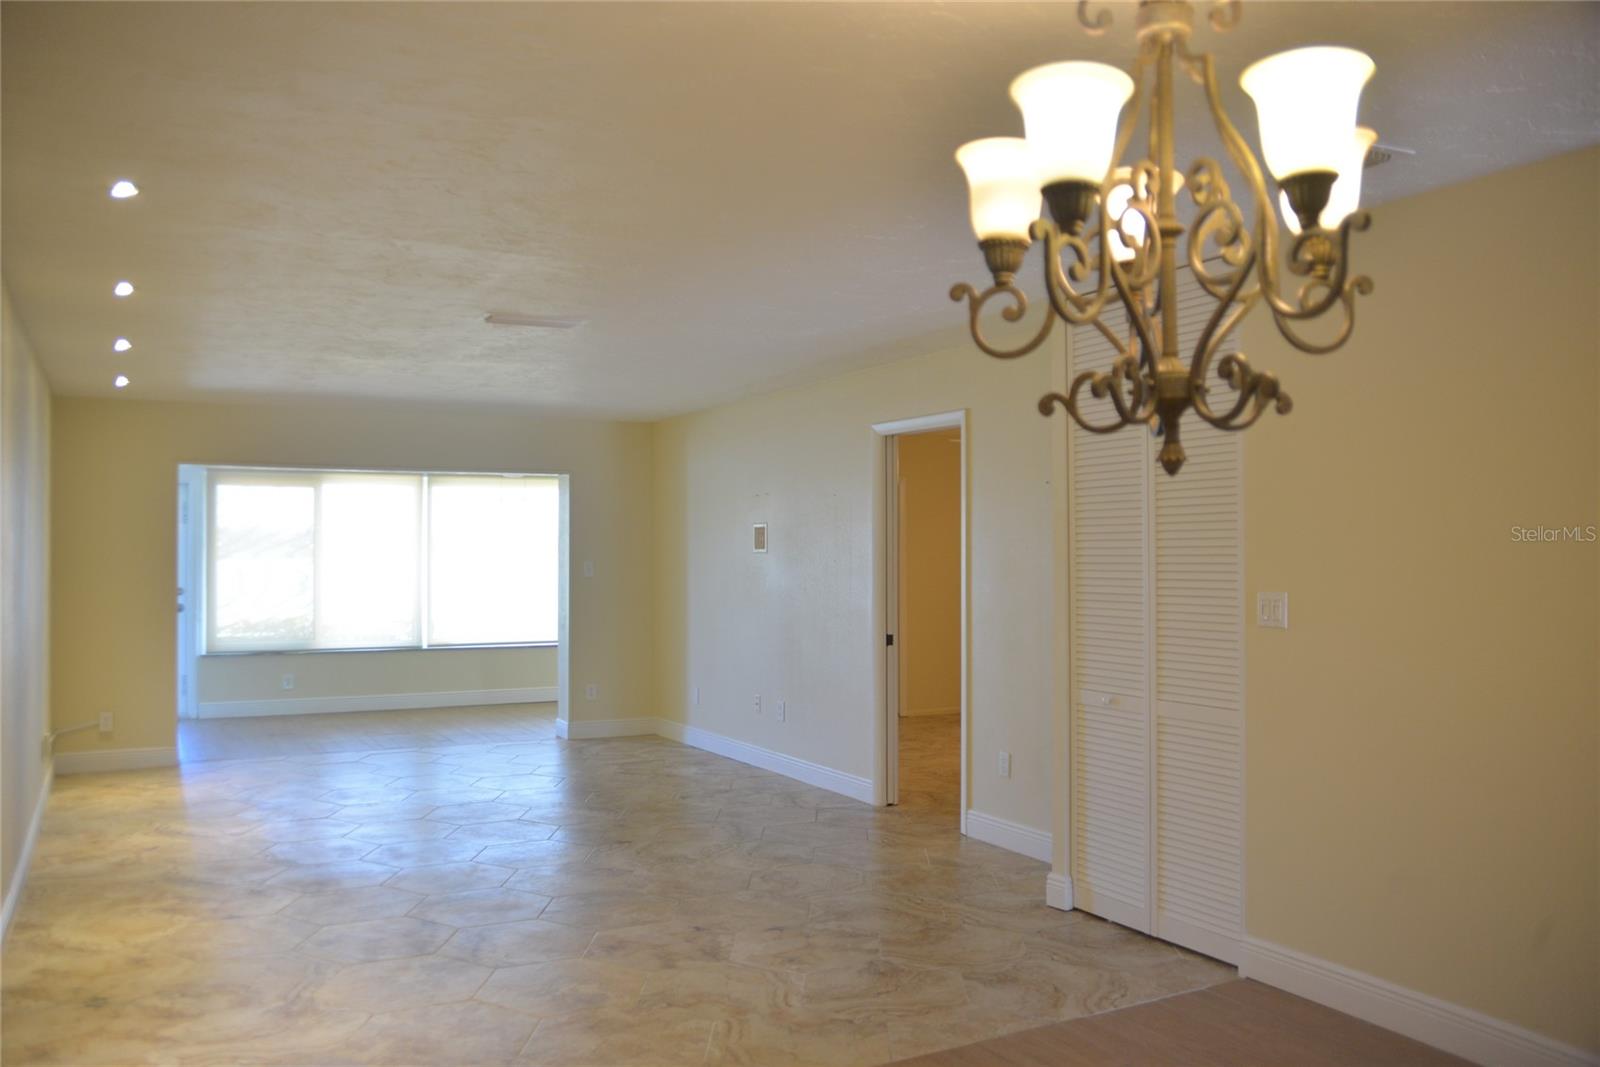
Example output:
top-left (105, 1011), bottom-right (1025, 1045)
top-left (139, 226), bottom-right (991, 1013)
top-left (206, 468), bottom-right (558, 652)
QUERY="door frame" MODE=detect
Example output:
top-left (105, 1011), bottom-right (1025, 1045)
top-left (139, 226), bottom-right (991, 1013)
top-left (870, 410), bottom-right (969, 829)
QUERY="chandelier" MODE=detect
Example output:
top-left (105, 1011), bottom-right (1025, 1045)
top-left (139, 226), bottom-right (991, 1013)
top-left (950, 0), bottom-right (1376, 475)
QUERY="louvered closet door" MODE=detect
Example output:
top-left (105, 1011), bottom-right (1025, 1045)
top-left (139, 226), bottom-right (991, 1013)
top-left (1152, 274), bottom-right (1244, 962)
top-left (1068, 269), bottom-right (1244, 963)
top-left (1067, 317), bottom-right (1152, 933)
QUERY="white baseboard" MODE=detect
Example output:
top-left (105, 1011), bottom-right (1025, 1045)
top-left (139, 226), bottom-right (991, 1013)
top-left (660, 720), bottom-right (874, 805)
top-left (1045, 870), bottom-right (1074, 911)
top-left (2, 762), bottom-right (54, 939)
top-left (554, 718), bottom-right (570, 739)
top-left (54, 747), bottom-right (178, 775)
top-left (963, 809), bottom-right (1053, 862)
top-left (1240, 937), bottom-right (1598, 1067)
top-left (197, 686), bottom-right (557, 720)
top-left (564, 717), bottom-right (662, 740)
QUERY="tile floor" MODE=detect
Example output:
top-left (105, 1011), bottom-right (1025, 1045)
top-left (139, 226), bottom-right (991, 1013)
top-left (893, 713), bottom-right (959, 819)
top-left (4, 705), bottom-right (1232, 1065)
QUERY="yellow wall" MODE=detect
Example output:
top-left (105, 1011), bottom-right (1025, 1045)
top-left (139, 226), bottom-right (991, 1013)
top-left (653, 335), bottom-right (1055, 829)
top-left (1, 286), bottom-right (53, 914)
top-left (1239, 146), bottom-right (1599, 1049)
top-left (896, 431), bottom-right (962, 716)
top-left (50, 397), bottom-right (654, 755)
top-left (195, 646), bottom-right (557, 705)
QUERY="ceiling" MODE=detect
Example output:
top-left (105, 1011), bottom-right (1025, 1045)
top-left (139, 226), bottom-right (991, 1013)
top-left (4, 2), bottom-right (1596, 420)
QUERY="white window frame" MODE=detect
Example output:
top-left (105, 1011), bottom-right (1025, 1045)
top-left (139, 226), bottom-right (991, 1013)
top-left (199, 464), bottom-right (562, 656)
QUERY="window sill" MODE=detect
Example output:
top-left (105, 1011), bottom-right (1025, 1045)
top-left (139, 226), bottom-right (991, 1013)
top-left (201, 642), bottom-right (557, 658)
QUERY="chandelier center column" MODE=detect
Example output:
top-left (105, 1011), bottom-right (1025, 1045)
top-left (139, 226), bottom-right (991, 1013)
top-left (1152, 32), bottom-right (1191, 475)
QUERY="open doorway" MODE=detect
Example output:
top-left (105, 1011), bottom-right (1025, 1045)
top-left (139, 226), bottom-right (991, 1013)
top-left (892, 428), bottom-right (962, 816)
top-left (876, 411), bottom-right (967, 826)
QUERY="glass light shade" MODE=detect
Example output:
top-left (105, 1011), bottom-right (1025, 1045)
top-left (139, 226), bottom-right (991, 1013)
top-left (1280, 126), bottom-right (1378, 233)
top-left (1240, 46), bottom-right (1374, 180)
top-left (1009, 62), bottom-right (1134, 185)
top-left (954, 137), bottom-right (1040, 241)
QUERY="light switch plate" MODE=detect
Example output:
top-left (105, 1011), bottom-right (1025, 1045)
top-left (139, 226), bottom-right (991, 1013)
top-left (998, 751), bottom-right (1011, 778)
top-left (582, 560), bottom-right (595, 579)
top-left (752, 523), bottom-right (768, 553)
top-left (584, 683), bottom-right (598, 701)
top-left (1256, 591), bottom-right (1289, 629)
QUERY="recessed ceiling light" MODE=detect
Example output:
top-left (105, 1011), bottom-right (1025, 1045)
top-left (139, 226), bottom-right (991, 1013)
top-left (113, 280), bottom-right (134, 297)
top-left (109, 180), bottom-right (140, 199)
top-left (113, 337), bottom-right (132, 352)
top-left (113, 375), bottom-right (130, 389)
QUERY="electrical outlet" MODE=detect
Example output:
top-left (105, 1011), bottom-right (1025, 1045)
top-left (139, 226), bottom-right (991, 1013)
top-left (693, 687), bottom-right (701, 707)
top-left (998, 751), bottom-right (1011, 778)
top-left (776, 700), bottom-right (786, 722)
top-left (98, 712), bottom-right (114, 734)
top-left (754, 694), bottom-right (762, 716)
top-left (281, 673), bottom-right (295, 691)
top-left (584, 683), bottom-right (598, 701)
top-left (582, 560), bottom-right (595, 579)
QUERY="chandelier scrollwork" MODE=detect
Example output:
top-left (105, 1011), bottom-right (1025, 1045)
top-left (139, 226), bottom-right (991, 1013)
top-left (950, 0), bottom-right (1376, 474)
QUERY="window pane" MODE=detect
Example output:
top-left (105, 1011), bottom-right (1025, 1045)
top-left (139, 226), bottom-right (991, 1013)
top-left (211, 482), bottom-right (315, 650)
top-left (316, 475), bottom-right (422, 648)
top-left (428, 477), bottom-right (559, 645)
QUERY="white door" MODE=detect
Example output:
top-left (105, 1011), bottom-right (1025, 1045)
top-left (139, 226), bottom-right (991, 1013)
top-left (174, 466), bottom-right (203, 720)
top-left (1067, 272), bottom-right (1245, 962)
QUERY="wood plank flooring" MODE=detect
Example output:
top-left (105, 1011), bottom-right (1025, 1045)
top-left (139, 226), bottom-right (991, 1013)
top-left (888, 979), bottom-right (1470, 1066)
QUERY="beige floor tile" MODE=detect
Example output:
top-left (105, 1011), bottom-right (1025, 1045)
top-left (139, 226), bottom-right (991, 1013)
top-left (517, 1006), bottom-right (714, 1067)
top-left (473, 957), bottom-right (648, 1016)
top-left (325, 999), bottom-right (540, 1066)
top-left (438, 918), bottom-right (596, 967)
top-left (384, 860), bottom-right (514, 895)
top-left (7, 704), bottom-right (1237, 1067)
top-left (301, 916), bottom-right (456, 963)
top-left (408, 887), bottom-right (553, 927)
top-left (310, 953), bottom-right (492, 1013)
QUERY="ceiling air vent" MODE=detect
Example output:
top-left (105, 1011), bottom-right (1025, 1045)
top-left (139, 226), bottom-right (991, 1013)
top-left (483, 312), bottom-right (587, 329)
top-left (1364, 142), bottom-right (1415, 169)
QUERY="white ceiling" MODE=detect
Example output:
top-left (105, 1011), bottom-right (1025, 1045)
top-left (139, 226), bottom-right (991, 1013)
top-left (3, 1), bottom-right (1596, 419)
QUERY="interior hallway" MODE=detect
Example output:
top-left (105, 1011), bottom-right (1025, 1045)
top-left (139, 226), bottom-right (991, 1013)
top-left (5, 706), bottom-right (1231, 1065)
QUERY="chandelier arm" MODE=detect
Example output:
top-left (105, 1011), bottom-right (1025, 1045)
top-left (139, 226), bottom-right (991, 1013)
top-left (1184, 161), bottom-right (1258, 304)
top-left (1208, 0), bottom-right (1243, 32)
top-left (1187, 256), bottom-right (1257, 397)
top-left (1104, 254), bottom-right (1161, 369)
top-left (1038, 221), bottom-right (1108, 325)
top-left (949, 281), bottom-right (1057, 360)
top-left (1076, 0), bottom-right (1112, 35)
top-left (1041, 354), bottom-right (1149, 433)
top-left (1188, 46), bottom-right (1289, 294)
top-left (1268, 270), bottom-right (1371, 354)
top-left (1113, 161), bottom-right (1165, 293)
top-left (1103, 352), bottom-right (1150, 426)
top-left (1190, 351), bottom-right (1290, 431)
